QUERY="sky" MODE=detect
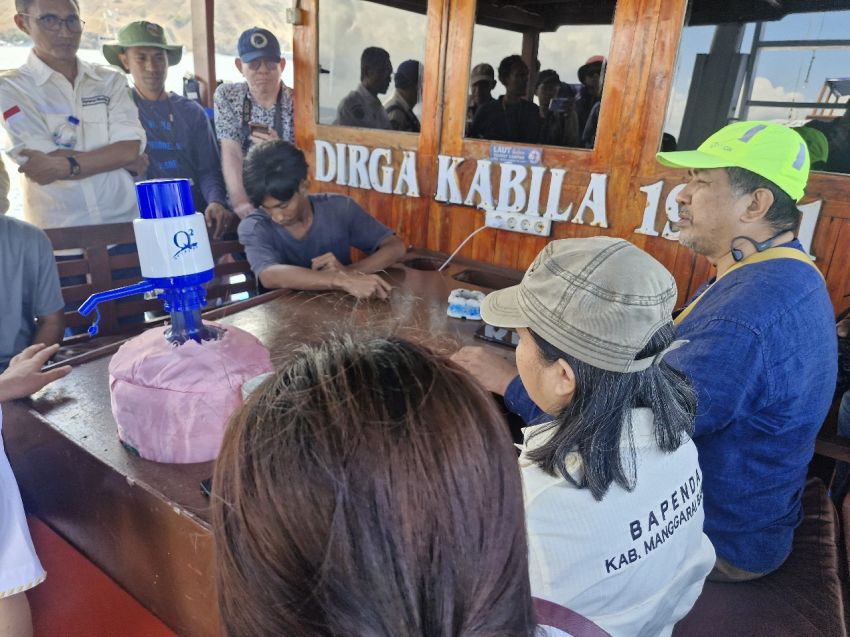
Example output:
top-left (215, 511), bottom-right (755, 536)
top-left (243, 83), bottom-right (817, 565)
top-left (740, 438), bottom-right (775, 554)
top-left (665, 8), bottom-right (850, 143)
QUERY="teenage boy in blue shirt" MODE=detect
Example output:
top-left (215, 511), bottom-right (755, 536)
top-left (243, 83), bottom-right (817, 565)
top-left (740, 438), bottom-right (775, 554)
top-left (454, 121), bottom-right (837, 582)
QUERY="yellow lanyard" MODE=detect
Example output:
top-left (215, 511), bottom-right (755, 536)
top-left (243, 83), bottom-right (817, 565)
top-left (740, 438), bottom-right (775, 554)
top-left (673, 247), bottom-right (822, 326)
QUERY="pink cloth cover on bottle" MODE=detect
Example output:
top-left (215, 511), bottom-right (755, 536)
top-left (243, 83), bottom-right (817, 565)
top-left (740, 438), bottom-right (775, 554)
top-left (109, 323), bottom-right (273, 463)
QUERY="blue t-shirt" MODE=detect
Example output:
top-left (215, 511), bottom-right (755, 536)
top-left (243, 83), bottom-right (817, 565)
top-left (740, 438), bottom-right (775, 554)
top-left (504, 240), bottom-right (837, 573)
top-left (134, 92), bottom-right (227, 211)
top-left (237, 193), bottom-right (394, 276)
top-left (0, 216), bottom-right (64, 371)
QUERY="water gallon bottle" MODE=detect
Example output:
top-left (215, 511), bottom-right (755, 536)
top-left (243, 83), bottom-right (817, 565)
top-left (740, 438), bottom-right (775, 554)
top-left (53, 116), bottom-right (80, 149)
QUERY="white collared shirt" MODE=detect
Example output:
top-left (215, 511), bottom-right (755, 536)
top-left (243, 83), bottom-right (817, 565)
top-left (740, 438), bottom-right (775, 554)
top-left (0, 407), bottom-right (46, 598)
top-left (0, 51), bottom-right (145, 228)
top-left (521, 409), bottom-right (716, 637)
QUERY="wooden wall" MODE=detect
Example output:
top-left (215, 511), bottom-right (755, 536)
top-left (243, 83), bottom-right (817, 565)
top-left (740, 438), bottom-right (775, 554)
top-left (291, 0), bottom-right (850, 311)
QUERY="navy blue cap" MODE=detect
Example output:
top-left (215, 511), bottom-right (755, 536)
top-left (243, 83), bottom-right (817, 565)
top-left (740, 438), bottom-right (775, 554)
top-left (394, 59), bottom-right (420, 89)
top-left (237, 27), bottom-right (281, 63)
top-left (136, 179), bottom-right (196, 219)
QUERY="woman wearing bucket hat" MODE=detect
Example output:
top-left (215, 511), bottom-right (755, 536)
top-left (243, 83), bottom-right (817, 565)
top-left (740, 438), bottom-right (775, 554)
top-left (455, 237), bottom-right (715, 636)
top-left (102, 21), bottom-right (234, 238)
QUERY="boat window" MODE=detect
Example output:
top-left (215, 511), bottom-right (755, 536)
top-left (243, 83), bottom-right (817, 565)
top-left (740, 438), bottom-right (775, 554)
top-left (465, 1), bottom-right (616, 150)
top-left (662, 0), bottom-right (850, 175)
top-left (318, 0), bottom-right (428, 134)
top-left (213, 8), bottom-right (295, 88)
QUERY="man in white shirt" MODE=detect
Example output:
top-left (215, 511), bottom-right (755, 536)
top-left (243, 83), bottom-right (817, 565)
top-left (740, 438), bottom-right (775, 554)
top-left (0, 0), bottom-right (146, 229)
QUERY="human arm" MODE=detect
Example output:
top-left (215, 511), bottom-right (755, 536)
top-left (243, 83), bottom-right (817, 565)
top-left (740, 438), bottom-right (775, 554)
top-left (348, 234), bottom-right (406, 274)
top-left (0, 343), bottom-right (71, 402)
top-left (28, 228), bottom-right (65, 349)
top-left (309, 234), bottom-right (405, 273)
top-left (451, 346), bottom-right (517, 395)
top-left (451, 345), bottom-right (546, 424)
top-left (220, 139), bottom-right (252, 218)
top-left (341, 199), bottom-right (407, 272)
top-left (18, 140), bottom-right (141, 185)
top-left (31, 311), bottom-right (64, 352)
top-left (0, 592), bottom-right (33, 637)
top-left (239, 214), bottom-right (392, 299)
top-left (258, 265), bottom-right (392, 299)
top-left (213, 85), bottom-right (254, 218)
top-left (664, 318), bottom-right (764, 438)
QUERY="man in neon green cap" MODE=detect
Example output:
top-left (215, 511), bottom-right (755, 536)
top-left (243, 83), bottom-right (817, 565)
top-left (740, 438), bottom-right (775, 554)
top-left (651, 121), bottom-right (837, 581)
top-left (454, 121), bottom-right (837, 583)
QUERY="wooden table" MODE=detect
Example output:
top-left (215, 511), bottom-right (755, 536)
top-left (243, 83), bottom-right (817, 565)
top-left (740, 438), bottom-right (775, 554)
top-left (1, 253), bottom-right (521, 637)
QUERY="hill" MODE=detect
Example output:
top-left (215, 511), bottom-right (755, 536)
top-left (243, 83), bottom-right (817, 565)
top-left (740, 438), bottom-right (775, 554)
top-left (0, 1), bottom-right (293, 55)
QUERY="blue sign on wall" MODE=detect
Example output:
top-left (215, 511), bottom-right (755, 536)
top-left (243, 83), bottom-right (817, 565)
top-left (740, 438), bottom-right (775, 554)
top-left (489, 144), bottom-right (543, 166)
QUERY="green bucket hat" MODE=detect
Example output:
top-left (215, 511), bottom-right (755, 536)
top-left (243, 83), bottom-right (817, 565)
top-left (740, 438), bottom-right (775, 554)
top-left (102, 21), bottom-right (183, 68)
top-left (656, 121), bottom-right (810, 201)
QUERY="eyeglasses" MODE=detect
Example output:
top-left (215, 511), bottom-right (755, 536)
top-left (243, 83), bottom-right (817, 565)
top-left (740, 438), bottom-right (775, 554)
top-left (246, 59), bottom-right (279, 72)
top-left (21, 13), bottom-right (85, 33)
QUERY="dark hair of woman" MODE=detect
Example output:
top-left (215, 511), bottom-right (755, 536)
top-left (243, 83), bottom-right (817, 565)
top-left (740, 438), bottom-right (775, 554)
top-left (242, 140), bottom-right (309, 208)
top-left (525, 323), bottom-right (697, 501)
top-left (212, 334), bottom-right (535, 637)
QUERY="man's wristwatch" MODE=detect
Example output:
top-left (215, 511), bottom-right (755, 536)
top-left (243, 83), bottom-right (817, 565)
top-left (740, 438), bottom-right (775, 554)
top-left (67, 156), bottom-right (81, 177)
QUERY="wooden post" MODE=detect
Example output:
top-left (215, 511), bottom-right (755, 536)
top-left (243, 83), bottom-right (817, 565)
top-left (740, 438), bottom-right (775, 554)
top-left (190, 0), bottom-right (216, 106)
top-left (522, 29), bottom-right (539, 100)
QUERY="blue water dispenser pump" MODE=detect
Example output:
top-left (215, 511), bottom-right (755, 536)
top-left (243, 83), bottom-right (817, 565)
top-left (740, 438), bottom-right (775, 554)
top-left (78, 179), bottom-right (223, 345)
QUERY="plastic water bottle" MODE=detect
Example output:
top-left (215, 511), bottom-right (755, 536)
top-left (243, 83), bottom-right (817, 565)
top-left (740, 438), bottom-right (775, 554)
top-left (53, 116), bottom-right (80, 149)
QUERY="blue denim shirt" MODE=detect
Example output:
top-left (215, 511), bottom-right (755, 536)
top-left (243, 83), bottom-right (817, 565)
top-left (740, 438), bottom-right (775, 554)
top-left (504, 240), bottom-right (837, 573)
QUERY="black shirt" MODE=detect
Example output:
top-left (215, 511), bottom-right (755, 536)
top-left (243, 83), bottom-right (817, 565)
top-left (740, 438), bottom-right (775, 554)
top-left (468, 97), bottom-right (541, 144)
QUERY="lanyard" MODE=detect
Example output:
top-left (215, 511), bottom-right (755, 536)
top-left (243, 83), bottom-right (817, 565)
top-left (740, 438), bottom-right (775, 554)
top-left (673, 247), bottom-right (822, 326)
top-left (241, 83), bottom-right (283, 153)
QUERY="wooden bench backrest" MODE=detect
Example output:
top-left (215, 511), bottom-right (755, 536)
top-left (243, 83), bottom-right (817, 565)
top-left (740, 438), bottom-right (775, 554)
top-left (45, 222), bottom-right (255, 339)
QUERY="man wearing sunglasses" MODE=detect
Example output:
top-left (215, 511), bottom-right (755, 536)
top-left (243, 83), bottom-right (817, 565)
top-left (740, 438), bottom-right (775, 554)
top-left (0, 0), bottom-right (146, 229)
top-left (214, 27), bottom-right (294, 220)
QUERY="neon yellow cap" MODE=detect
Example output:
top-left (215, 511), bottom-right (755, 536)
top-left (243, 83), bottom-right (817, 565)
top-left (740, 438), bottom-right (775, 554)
top-left (656, 121), bottom-right (810, 201)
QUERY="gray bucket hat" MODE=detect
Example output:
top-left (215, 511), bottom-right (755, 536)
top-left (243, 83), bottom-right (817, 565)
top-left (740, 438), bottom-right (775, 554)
top-left (481, 237), bottom-right (681, 373)
top-left (102, 21), bottom-right (183, 68)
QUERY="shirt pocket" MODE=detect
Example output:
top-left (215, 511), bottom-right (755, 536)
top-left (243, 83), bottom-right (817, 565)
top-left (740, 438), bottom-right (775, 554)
top-left (43, 112), bottom-right (71, 149)
top-left (79, 100), bottom-right (109, 149)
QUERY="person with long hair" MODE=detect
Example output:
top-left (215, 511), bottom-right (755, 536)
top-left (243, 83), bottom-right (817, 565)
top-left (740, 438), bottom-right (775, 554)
top-left (212, 334), bottom-right (539, 637)
top-left (455, 237), bottom-right (715, 636)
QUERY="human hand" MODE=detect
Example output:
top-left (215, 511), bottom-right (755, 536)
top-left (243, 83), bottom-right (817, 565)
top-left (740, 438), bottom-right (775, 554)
top-left (0, 344), bottom-right (71, 402)
top-left (249, 127), bottom-right (280, 145)
top-left (838, 316), bottom-right (850, 338)
top-left (337, 272), bottom-right (392, 300)
top-left (205, 202), bottom-right (237, 240)
top-left (125, 153), bottom-right (149, 178)
top-left (311, 252), bottom-right (345, 272)
top-left (451, 345), bottom-right (517, 396)
top-left (18, 150), bottom-right (71, 185)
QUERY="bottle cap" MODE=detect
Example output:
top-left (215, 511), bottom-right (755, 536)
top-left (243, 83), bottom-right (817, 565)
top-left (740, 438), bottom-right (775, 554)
top-left (68, 116), bottom-right (80, 125)
top-left (136, 179), bottom-right (196, 219)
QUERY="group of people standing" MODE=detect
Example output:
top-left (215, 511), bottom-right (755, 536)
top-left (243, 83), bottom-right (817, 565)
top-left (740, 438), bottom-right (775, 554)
top-left (333, 46), bottom-right (423, 133)
top-left (466, 54), bottom-right (605, 147)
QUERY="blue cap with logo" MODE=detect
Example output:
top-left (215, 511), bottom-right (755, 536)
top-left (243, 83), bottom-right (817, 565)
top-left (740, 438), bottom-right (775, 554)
top-left (237, 27), bottom-right (281, 63)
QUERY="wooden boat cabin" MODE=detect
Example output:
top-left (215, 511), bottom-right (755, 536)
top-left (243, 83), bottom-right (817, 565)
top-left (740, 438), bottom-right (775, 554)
top-left (1, 0), bottom-right (849, 635)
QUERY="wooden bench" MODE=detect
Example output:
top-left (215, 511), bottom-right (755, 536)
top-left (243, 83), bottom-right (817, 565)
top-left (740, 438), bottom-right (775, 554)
top-left (673, 477), bottom-right (847, 637)
top-left (45, 222), bottom-right (256, 342)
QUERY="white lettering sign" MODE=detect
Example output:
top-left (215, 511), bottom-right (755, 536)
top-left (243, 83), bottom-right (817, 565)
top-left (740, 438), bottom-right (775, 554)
top-left (313, 141), bottom-right (825, 257)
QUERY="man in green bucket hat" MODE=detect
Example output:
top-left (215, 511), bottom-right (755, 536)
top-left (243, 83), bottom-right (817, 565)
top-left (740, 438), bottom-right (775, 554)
top-left (103, 20), bottom-right (235, 238)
